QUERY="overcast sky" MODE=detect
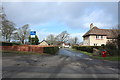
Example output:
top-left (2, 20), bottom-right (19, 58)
top-left (3, 2), bottom-right (118, 42)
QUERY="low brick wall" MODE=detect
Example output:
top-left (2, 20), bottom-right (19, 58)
top-left (0, 45), bottom-right (45, 53)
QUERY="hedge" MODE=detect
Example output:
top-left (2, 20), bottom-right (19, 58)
top-left (72, 46), bottom-right (102, 53)
top-left (43, 46), bottom-right (59, 55)
top-left (0, 42), bottom-right (21, 46)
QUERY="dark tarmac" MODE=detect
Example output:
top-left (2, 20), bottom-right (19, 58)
top-left (2, 48), bottom-right (119, 79)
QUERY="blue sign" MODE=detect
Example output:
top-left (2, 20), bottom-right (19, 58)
top-left (30, 31), bottom-right (36, 35)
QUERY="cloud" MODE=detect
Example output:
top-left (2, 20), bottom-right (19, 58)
top-left (3, 2), bottom-right (118, 28)
top-left (2, 2), bottom-right (118, 42)
top-left (81, 8), bottom-right (118, 28)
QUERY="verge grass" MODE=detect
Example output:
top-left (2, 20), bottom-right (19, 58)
top-left (70, 48), bottom-right (120, 61)
top-left (1, 50), bottom-right (49, 56)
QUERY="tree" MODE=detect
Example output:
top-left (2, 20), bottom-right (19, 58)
top-left (114, 25), bottom-right (120, 55)
top-left (46, 34), bottom-right (56, 45)
top-left (69, 37), bottom-right (78, 45)
top-left (105, 25), bottom-right (120, 56)
top-left (29, 35), bottom-right (39, 45)
top-left (73, 37), bottom-right (78, 44)
top-left (56, 31), bottom-right (69, 42)
top-left (1, 7), bottom-right (16, 42)
top-left (34, 35), bottom-right (39, 45)
top-left (13, 24), bottom-right (30, 44)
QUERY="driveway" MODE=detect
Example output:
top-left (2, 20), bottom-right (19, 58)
top-left (2, 48), bottom-right (119, 79)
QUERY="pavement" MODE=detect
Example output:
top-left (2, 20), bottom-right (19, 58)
top-left (2, 48), bottom-right (120, 79)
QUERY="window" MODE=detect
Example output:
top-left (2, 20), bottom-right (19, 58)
top-left (101, 36), bottom-right (103, 39)
top-left (96, 35), bottom-right (104, 39)
top-left (94, 43), bottom-right (97, 46)
top-left (96, 35), bottom-right (99, 39)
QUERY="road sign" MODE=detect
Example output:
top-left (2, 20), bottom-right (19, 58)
top-left (30, 31), bottom-right (36, 35)
top-left (31, 35), bottom-right (35, 38)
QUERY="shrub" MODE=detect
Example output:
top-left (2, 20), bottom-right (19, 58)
top-left (43, 46), bottom-right (59, 55)
top-left (72, 45), bottom-right (78, 49)
top-left (76, 46), bottom-right (93, 53)
top-left (105, 42), bottom-right (118, 56)
top-left (72, 45), bottom-right (102, 53)
top-left (0, 42), bottom-right (21, 46)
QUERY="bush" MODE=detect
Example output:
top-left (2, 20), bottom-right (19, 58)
top-left (72, 45), bottom-right (78, 49)
top-left (77, 46), bottom-right (93, 53)
top-left (105, 42), bottom-right (118, 56)
top-left (43, 46), bottom-right (59, 55)
top-left (72, 45), bottom-right (102, 53)
top-left (0, 42), bottom-right (21, 46)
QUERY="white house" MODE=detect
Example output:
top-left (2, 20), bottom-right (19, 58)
top-left (62, 43), bottom-right (71, 48)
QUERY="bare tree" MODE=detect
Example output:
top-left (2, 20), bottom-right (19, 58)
top-left (111, 26), bottom-right (120, 49)
top-left (46, 34), bottom-right (56, 45)
top-left (56, 31), bottom-right (69, 42)
top-left (1, 7), bottom-right (16, 42)
top-left (69, 37), bottom-right (78, 45)
top-left (13, 24), bottom-right (30, 44)
top-left (74, 37), bottom-right (78, 44)
top-left (115, 25), bottom-right (120, 50)
top-left (106, 25), bottom-right (120, 55)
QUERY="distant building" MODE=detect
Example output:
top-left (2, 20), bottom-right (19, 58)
top-left (83, 23), bottom-right (117, 46)
top-left (38, 40), bottom-right (48, 46)
top-left (62, 43), bottom-right (71, 48)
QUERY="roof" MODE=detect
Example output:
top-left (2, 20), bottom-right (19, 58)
top-left (63, 43), bottom-right (70, 45)
top-left (83, 27), bottom-right (118, 39)
top-left (39, 40), bottom-right (48, 44)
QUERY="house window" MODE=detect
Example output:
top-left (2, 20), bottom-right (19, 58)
top-left (96, 35), bottom-right (99, 39)
top-left (96, 35), bottom-right (103, 39)
top-left (101, 36), bottom-right (103, 39)
top-left (94, 43), bottom-right (97, 46)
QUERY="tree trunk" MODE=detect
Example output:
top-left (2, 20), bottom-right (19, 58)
top-left (22, 40), bottom-right (24, 44)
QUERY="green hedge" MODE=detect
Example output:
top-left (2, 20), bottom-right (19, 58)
top-left (43, 46), bottom-right (59, 55)
top-left (0, 42), bottom-right (21, 46)
top-left (105, 43), bottom-right (119, 56)
top-left (72, 46), bottom-right (101, 53)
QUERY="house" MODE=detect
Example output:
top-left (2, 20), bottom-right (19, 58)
top-left (62, 43), bottom-right (71, 48)
top-left (38, 40), bottom-right (48, 46)
top-left (83, 23), bottom-right (116, 46)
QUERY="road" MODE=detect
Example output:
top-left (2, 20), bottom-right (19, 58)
top-left (2, 48), bottom-right (120, 79)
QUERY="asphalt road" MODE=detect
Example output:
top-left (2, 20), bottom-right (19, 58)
top-left (2, 48), bottom-right (120, 79)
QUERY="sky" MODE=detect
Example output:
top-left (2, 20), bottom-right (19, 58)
top-left (2, 2), bottom-right (118, 42)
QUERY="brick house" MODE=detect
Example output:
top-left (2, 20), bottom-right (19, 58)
top-left (83, 23), bottom-right (116, 46)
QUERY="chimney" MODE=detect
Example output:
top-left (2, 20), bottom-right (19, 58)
top-left (90, 23), bottom-right (94, 29)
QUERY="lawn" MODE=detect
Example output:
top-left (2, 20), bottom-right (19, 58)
top-left (70, 48), bottom-right (120, 61)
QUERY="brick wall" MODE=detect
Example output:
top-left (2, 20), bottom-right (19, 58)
top-left (0, 45), bottom-right (45, 53)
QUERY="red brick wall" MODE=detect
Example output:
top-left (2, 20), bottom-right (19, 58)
top-left (1, 45), bottom-right (44, 53)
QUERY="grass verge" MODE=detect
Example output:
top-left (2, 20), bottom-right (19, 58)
top-left (1, 50), bottom-right (49, 56)
top-left (92, 56), bottom-right (120, 61)
top-left (70, 48), bottom-right (120, 61)
top-left (70, 48), bottom-right (92, 56)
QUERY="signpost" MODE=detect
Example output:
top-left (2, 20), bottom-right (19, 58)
top-left (30, 31), bottom-right (36, 44)
top-left (30, 31), bottom-right (36, 35)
